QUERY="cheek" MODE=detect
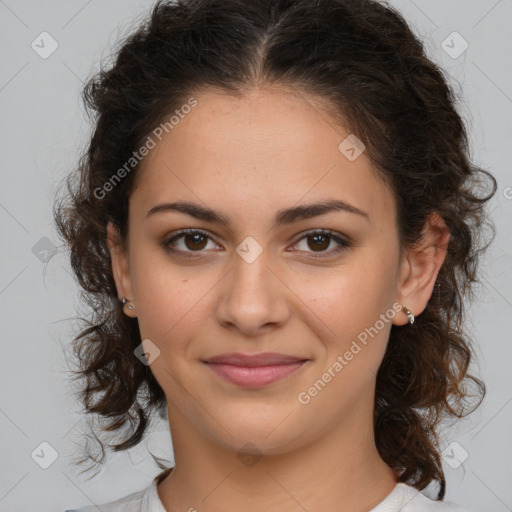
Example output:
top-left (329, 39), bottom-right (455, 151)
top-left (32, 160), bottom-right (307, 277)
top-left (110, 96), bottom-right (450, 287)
top-left (296, 258), bottom-right (392, 328)
top-left (130, 254), bottom-right (213, 346)
top-left (131, 237), bottom-right (397, 361)
top-left (291, 256), bottom-right (396, 368)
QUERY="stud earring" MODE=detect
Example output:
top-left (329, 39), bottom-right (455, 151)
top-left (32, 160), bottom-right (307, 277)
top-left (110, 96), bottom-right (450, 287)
top-left (400, 305), bottom-right (415, 325)
top-left (121, 297), bottom-right (134, 310)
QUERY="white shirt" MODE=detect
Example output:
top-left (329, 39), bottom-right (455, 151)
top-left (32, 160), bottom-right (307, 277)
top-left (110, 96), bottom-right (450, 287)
top-left (65, 478), bottom-right (474, 512)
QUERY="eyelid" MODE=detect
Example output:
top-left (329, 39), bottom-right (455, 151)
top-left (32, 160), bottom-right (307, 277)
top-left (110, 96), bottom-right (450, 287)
top-left (163, 228), bottom-right (222, 253)
top-left (288, 228), bottom-right (352, 257)
top-left (162, 228), bottom-right (352, 257)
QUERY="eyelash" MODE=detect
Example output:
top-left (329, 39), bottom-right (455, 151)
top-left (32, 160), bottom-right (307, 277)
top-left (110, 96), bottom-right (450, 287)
top-left (162, 228), bottom-right (352, 259)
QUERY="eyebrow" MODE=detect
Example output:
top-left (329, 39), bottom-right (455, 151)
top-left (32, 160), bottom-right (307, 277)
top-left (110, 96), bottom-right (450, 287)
top-left (145, 199), bottom-right (370, 226)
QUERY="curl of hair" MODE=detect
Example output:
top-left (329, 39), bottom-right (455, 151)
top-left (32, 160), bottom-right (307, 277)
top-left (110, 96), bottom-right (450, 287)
top-left (54, 0), bottom-right (497, 497)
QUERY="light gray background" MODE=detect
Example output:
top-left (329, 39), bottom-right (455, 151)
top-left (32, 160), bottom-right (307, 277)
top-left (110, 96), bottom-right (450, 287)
top-left (0, 1), bottom-right (511, 511)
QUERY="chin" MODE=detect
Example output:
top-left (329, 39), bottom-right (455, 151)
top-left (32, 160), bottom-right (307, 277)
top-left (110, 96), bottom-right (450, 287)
top-left (207, 417), bottom-right (306, 457)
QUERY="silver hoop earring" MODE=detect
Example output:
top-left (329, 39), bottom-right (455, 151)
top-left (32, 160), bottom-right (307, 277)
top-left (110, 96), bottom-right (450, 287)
top-left (121, 297), bottom-right (134, 310)
top-left (401, 305), bottom-right (415, 325)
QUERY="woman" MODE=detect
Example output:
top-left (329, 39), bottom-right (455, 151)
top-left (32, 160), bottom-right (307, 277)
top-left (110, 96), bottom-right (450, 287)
top-left (55, 0), bottom-right (497, 510)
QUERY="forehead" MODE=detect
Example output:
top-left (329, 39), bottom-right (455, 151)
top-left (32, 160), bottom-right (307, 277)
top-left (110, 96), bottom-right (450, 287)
top-left (131, 87), bottom-right (396, 229)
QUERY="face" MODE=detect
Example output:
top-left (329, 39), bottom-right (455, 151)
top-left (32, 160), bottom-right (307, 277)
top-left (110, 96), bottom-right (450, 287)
top-left (108, 86), bottom-right (445, 456)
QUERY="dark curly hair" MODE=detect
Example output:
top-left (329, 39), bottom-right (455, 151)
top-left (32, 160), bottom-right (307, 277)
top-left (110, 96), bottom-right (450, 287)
top-left (53, 0), bottom-right (497, 500)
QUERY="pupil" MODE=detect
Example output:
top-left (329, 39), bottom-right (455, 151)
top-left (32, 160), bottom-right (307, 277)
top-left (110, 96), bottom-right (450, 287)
top-left (183, 233), bottom-right (331, 252)
top-left (186, 233), bottom-right (207, 250)
top-left (310, 234), bottom-right (329, 251)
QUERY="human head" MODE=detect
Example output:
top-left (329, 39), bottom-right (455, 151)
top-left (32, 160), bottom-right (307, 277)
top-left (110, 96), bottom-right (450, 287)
top-left (54, 0), bottom-right (497, 499)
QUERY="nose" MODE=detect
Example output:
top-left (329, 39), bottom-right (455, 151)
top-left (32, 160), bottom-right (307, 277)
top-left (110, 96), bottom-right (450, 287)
top-left (215, 244), bottom-right (290, 336)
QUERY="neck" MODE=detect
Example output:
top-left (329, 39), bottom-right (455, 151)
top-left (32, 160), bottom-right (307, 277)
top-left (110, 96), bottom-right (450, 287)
top-left (157, 401), bottom-right (399, 512)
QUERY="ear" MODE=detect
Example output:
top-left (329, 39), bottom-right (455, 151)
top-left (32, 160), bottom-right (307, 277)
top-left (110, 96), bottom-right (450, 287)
top-left (107, 221), bottom-right (137, 318)
top-left (393, 213), bottom-right (450, 326)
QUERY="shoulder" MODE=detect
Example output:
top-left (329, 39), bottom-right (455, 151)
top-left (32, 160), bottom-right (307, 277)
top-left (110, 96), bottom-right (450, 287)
top-left (63, 483), bottom-right (149, 512)
top-left (64, 468), bottom-right (171, 512)
top-left (372, 483), bottom-right (475, 512)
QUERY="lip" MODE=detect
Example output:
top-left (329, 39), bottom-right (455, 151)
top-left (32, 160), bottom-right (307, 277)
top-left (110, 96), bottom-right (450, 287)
top-left (202, 352), bottom-right (310, 388)
top-left (203, 352), bottom-right (307, 366)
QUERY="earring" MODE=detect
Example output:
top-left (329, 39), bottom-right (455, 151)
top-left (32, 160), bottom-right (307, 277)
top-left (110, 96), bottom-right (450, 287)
top-left (121, 297), bottom-right (134, 310)
top-left (401, 305), bottom-right (415, 325)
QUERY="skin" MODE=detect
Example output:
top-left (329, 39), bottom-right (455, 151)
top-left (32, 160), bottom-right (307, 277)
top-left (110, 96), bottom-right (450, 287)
top-left (107, 85), bottom-right (450, 512)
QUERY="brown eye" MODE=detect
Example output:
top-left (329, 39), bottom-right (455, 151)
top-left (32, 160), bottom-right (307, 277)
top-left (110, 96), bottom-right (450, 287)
top-left (163, 229), bottom-right (218, 257)
top-left (292, 230), bottom-right (352, 258)
top-left (163, 228), bottom-right (352, 259)
top-left (183, 232), bottom-right (208, 251)
top-left (307, 233), bottom-right (331, 252)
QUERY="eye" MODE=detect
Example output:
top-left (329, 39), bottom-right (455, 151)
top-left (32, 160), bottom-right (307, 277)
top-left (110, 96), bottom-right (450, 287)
top-left (163, 229), bottom-right (220, 257)
top-left (290, 229), bottom-right (352, 258)
top-left (162, 228), bottom-right (352, 259)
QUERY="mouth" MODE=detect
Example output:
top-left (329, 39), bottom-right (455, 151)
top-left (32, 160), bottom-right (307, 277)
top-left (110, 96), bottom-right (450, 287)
top-left (201, 352), bottom-right (310, 388)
